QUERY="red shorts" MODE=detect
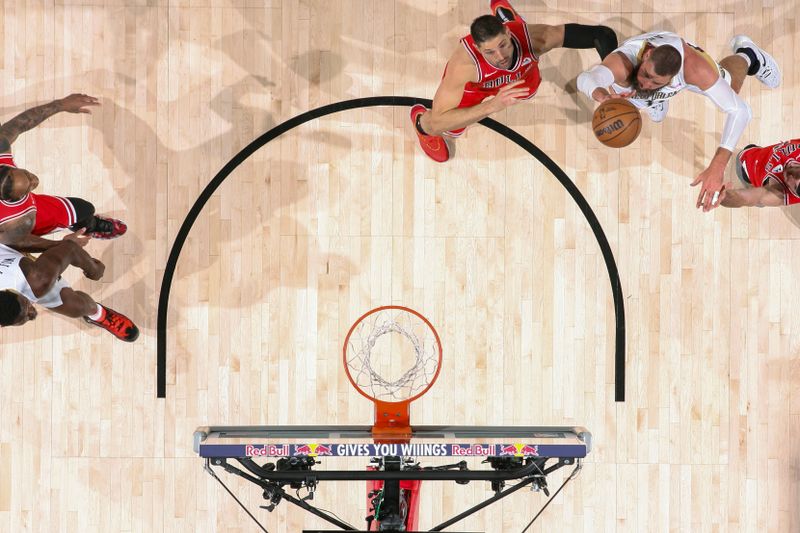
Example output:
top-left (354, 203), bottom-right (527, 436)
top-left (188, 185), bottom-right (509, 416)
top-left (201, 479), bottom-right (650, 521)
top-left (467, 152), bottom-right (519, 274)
top-left (444, 74), bottom-right (541, 137)
top-left (32, 194), bottom-right (78, 235)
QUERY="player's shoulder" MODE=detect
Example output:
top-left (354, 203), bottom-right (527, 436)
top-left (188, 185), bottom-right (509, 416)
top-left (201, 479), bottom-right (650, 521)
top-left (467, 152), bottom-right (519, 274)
top-left (446, 43), bottom-right (482, 83)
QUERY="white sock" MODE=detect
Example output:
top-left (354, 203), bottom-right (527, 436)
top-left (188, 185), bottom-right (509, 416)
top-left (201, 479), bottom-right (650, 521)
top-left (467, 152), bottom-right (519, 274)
top-left (737, 52), bottom-right (753, 68)
top-left (87, 304), bottom-right (104, 321)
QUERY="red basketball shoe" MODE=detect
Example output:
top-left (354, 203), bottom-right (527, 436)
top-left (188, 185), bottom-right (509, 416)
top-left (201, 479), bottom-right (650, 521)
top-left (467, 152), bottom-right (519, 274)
top-left (84, 305), bottom-right (140, 342)
top-left (87, 216), bottom-right (127, 240)
top-left (410, 104), bottom-right (450, 163)
top-left (491, 0), bottom-right (521, 22)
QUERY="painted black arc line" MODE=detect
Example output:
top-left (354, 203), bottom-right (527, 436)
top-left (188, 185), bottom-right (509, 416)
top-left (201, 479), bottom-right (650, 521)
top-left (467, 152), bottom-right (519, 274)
top-left (156, 96), bottom-right (626, 401)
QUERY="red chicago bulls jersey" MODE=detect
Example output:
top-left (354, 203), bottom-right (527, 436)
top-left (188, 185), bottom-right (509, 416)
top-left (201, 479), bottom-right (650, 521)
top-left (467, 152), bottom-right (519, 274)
top-left (460, 18), bottom-right (541, 102)
top-left (739, 140), bottom-right (800, 205)
top-left (0, 153), bottom-right (37, 225)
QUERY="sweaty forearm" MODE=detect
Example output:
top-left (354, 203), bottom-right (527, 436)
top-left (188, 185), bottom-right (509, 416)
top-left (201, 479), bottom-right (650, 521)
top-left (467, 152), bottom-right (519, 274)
top-left (7, 234), bottom-right (61, 253)
top-left (64, 242), bottom-right (94, 272)
top-left (34, 240), bottom-right (93, 280)
top-left (427, 100), bottom-right (498, 135)
top-left (0, 100), bottom-right (63, 145)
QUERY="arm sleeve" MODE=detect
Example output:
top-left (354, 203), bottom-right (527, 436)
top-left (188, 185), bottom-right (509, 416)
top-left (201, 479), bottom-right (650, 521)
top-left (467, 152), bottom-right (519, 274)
top-left (701, 76), bottom-right (752, 151)
top-left (577, 64), bottom-right (615, 100)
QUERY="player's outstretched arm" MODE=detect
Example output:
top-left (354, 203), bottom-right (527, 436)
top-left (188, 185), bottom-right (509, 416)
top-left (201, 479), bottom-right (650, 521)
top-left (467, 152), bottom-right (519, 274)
top-left (720, 186), bottom-right (784, 208)
top-left (0, 93), bottom-right (99, 150)
top-left (529, 23), bottom-right (617, 59)
top-left (422, 52), bottom-right (529, 136)
top-left (10, 227), bottom-right (90, 253)
top-left (3, 231), bottom-right (64, 252)
top-left (18, 231), bottom-right (103, 297)
top-left (577, 52), bottom-right (633, 103)
top-left (685, 51), bottom-right (752, 212)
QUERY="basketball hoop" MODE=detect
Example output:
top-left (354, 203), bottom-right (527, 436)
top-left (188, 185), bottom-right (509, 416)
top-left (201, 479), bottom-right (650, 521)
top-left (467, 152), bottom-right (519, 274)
top-left (343, 306), bottom-right (442, 441)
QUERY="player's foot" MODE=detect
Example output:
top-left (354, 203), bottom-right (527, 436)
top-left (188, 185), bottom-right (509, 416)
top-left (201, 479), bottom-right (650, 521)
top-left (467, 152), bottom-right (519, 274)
top-left (410, 104), bottom-right (450, 163)
top-left (730, 34), bottom-right (781, 89)
top-left (87, 216), bottom-right (127, 240)
top-left (645, 100), bottom-right (669, 123)
top-left (491, 0), bottom-right (519, 23)
top-left (84, 304), bottom-right (139, 342)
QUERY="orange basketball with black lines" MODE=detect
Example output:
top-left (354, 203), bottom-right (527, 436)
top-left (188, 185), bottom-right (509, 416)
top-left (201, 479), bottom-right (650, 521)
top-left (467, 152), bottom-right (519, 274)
top-left (592, 98), bottom-right (642, 148)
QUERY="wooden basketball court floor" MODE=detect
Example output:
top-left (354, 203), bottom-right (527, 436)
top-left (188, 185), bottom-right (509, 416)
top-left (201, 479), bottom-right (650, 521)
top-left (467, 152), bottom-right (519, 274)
top-left (1, 1), bottom-right (798, 531)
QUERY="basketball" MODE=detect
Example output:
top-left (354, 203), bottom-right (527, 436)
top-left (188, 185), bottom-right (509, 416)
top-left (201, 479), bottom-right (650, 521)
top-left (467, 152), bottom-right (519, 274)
top-left (591, 98), bottom-right (642, 148)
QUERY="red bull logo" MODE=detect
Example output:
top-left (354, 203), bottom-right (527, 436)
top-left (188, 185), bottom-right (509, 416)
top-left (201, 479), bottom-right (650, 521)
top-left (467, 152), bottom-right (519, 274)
top-left (293, 443), bottom-right (334, 457)
top-left (499, 443), bottom-right (539, 457)
top-left (245, 445), bottom-right (290, 456)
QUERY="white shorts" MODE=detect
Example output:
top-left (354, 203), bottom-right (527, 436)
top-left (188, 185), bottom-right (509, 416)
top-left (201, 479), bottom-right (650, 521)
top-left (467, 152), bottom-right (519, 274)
top-left (36, 277), bottom-right (70, 308)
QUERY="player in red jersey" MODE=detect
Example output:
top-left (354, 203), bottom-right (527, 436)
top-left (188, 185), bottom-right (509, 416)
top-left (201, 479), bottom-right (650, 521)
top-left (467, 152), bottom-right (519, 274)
top-left (0, 94), bottom-right (127, 250)
top-left (720, 139), bottom-right (800, 208)
top-left (411, 0), bottom-right (617, 162)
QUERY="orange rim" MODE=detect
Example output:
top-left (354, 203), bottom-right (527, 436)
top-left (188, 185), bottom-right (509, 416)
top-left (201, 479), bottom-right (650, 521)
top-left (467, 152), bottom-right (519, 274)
top-left (343, 305), bottom-right (443, 406)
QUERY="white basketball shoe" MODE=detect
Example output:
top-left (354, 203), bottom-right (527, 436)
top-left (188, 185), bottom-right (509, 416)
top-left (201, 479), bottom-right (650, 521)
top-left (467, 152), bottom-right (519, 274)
top-left (730, 34), bottom-right (781, 89)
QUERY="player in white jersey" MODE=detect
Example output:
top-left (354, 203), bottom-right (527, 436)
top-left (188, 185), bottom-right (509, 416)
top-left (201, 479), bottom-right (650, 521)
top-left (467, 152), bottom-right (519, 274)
top-left (577, 32), bottom-right (781, 212)
top-left (0, 231), bottom-right (139, 341)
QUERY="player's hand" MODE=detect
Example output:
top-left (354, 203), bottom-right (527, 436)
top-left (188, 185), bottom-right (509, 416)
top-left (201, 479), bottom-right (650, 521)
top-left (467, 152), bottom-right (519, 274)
top-left (593, 85), bottom-right (635, 103)
top-left (489, 80), bottom-right (531, 112)
top-left (691, 165), bottom-right (726, 212)
top-left (63, 228), bottom-right (90, 248)
top-left (58, 94), bottom-right (100, 114)
top-left (83, 258), bottom-right (105, 281)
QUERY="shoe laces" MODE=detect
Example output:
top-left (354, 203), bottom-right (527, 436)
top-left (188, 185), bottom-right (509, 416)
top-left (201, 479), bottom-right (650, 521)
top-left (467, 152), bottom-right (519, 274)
top-left (102, 309), bottom-right (130, 332)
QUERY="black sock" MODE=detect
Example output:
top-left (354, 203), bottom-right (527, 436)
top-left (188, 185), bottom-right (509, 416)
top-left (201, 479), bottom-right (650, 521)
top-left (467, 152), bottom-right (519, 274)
top-left (415, 113), bottom-right (429, 136)
top-left (736, 47), bottom-right (760, 76)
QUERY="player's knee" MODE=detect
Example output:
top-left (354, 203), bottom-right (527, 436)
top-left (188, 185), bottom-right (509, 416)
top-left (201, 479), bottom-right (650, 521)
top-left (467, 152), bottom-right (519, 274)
top-left (594, 26), bottom-right (618, 59)
top-left (563, 24), bottom-right (618, 60)
top-left (67, 197), bottom-right (96, 229)
top-left (59, 289), bottom-right (97, 318)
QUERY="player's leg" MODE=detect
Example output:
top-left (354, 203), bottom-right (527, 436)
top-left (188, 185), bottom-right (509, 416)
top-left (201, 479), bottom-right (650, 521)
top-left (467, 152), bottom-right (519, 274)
top-left (491, 0), bottom-right (522, 23)
top-left (48, 286), bottom-right (98, 318)
top-left (411, 88), bottom-right (490, 162)
top-left (720, 35), bottom-right (781, 92)
top-left (30, 195), bottom-right (124, 239)
top-left (718, 55), bottom-right (749, 94)
top-left (410, 105), bottom-right (452, 163)
top-left (560, 24), bottom-right (618, 59)
top-left (66, 197), bottom-right (127, 239)
top-left (50, 286), bottom-right (139, 342)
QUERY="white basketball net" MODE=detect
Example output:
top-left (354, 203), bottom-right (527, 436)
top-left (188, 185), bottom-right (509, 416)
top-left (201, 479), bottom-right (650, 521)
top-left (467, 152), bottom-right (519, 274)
top-left (345, 308), bottom-right (441, 403)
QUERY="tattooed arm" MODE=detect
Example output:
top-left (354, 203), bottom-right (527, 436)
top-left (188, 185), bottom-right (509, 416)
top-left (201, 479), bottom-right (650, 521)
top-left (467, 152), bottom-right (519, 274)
top-left (0, 94), bottom-right (100, 150)
top-left (0, 213), bottom-right (62, 251)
